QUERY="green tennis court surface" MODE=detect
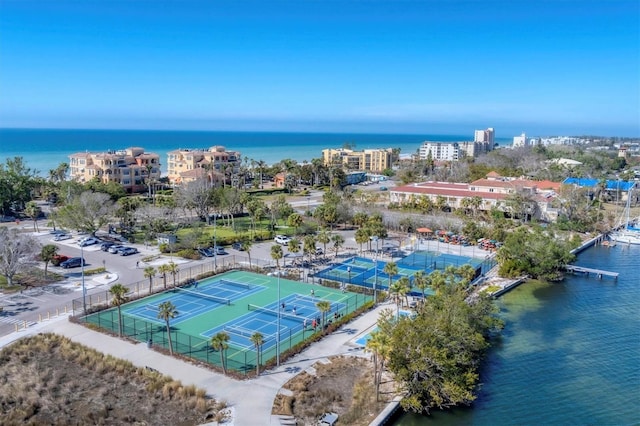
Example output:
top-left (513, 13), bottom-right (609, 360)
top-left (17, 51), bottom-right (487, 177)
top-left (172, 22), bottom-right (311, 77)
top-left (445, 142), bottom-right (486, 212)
top-left (85, 270), bottom-right (372, 374)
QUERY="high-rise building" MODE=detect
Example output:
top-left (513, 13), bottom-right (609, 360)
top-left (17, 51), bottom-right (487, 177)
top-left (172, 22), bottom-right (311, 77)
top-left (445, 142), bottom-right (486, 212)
top-left (321, 148), bottom-right (393, 172)
top-left (513, 133), bottom-right (527, 148)
top-left (418, 142), bottom-right (461, 161)
top-left (69, 147), bottom-right (161, 193)
top-left (474, 127), bottom-right (495, 153)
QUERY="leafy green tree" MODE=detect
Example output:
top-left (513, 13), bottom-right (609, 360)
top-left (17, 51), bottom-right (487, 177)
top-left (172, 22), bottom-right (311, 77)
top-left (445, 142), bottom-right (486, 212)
top-left (157, 301), bottom-right (178, 355)
top-left (250, 332), bottom-right (265, 376)
top-left (384, 279), bottom-right (502, 413)
top-left (0, 157), bottom-right (37, 215)
top-left (109, 283), bottom-right (128, 337)
top-left (211, 332), bottom-right (230, 375)
top-left (53, 191), bottom-right (115, 235)
top-left (40, 244), bottom-right (59, 278)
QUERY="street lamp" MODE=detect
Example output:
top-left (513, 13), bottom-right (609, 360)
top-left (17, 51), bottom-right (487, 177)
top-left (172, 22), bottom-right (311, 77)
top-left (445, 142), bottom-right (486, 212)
top-left (370, 235), bottom-right (379, 304)
top-left (276, 268), bottom-right (281, 366)
top-left (81, 244), bottom-right (87, 315)
top-left (213, 214), bottom-right (218, 270)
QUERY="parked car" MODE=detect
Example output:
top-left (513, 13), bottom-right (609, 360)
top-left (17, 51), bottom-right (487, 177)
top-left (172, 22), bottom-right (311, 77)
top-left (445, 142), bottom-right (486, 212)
top-left (198, 248), bottom-right (215, 257)
top-left (315, 247), bottom-right (324, 255)
top-left (379, 186), bottom-right (388, 191)
top-left (213, 246), bottom-right (226, 255)
top-left (318, 412), bottom-right (339, 426)
top-left (53, 233), bottom-right (72, 241)
top-left (79, 237), bottom-right (100, 247)
top-left (60, 257), bottom-right (85, 269)
top-left (231, 242), bottom-right (244, 251)
top-left (119, 247), bottom-right (139, 256)
top-left (275, 235), bottom-right (291, 245)
top-left (108, 245), bottom-right (125, 254)
top-left (100, 241), bottom-right (116, 251)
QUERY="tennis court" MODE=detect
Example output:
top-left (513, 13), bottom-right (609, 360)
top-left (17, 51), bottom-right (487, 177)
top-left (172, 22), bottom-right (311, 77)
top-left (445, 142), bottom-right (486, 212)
top-left (399, 250), bottom-right (487, 274)
top-left (83, 270), bottom-right (371, 374)
top-left (315, 256), bottom-right (426, 294)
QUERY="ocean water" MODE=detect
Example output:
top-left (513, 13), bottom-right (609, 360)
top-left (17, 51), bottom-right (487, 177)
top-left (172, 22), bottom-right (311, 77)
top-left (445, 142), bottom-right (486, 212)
top-left (394, 244), bottom-right (640, 425)
top-left (0, 128), bottom-right (509, 177)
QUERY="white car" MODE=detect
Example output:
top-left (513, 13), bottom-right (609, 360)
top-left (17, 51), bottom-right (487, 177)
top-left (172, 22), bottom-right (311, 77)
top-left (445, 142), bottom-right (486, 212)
top-left (275, 235), bottom-right (291, 245)
top-left (53, 233), bottom-right (72, 241)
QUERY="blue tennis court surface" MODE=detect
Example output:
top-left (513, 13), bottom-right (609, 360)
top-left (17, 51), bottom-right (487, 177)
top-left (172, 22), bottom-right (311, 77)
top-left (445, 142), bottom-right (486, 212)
top-left (204, 293), bottom-right (347, 351)
top-left (127, 278), bottom-right (266, 324)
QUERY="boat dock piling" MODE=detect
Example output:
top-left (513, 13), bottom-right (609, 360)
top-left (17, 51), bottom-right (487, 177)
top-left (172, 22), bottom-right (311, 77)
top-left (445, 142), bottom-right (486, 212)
top-left (565, 265), bottom-right (619, 280)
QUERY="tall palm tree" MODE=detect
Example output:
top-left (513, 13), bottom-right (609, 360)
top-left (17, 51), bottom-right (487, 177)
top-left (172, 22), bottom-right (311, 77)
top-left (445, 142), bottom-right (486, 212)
top-left (287, 238), bottom-right (301, 267)
top-left (303, 235), bottom-right (316, 265)
top-left (24, 201), bottom-right (41, 232)
top-left (109, 283), bottom-right (128, 337)
top-left (316, 300), bottom-right (332, 328)
top-left (316, 229), bottom-right (331, 259)
top-left (396, 276), bottom-right (411, 311)
top-left (383, 261), bottom-right (398, 290)
top-left (157, 301), bottom-right (178, 355)
top-left (211, 332), bottom-right (230, 375)
top-left (270, 244), bottom-right (283, 269)
top-left (412, 270), bottom-right (430, 301)
top-left (331, 234), bottom-right (344, 259)
top-left (389, 281), bottom-right (403, 314)
top-left (40, 244), bottom-right (59, 278)
top-left (355, 228), bottom-right (370, 256)
top-left (144, 266), bottom-right (156, 294)
top-left (250, 332), bottom-right (265, 376)
top-left (167, 261), bottom-right (179, 288)
top-left (365, 330), bottom-right (391, 402)
top-left (157, 263), bottom-right (171, 289)
top-left (241, 240), bottom-right (253, 268)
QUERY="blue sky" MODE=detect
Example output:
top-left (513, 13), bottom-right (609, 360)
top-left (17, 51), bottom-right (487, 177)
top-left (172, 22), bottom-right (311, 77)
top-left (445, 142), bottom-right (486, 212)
top-left (0, 0), bottom-right (638, 136)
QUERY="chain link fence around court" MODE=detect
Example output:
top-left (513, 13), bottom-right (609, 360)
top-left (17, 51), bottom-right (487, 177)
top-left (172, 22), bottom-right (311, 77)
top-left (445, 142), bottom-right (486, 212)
top-left (71, 255), bottom-right (372, 375)
top-left (79, 290), bottom-right (371, 375)
top-left (71, 254), bottom-right (275, 316)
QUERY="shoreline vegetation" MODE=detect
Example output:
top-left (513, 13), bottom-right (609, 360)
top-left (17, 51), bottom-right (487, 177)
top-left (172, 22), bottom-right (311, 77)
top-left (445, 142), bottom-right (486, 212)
top-left (0, 134), bottom-right (637, 422)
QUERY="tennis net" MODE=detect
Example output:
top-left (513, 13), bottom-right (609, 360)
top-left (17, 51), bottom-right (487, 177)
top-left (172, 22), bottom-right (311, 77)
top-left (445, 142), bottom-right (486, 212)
top-left (175, 287), bottom-right (231, 305)
top-left (224, 325), bottom-right (261, 339)
top-left (218, 279), bottom-right (252, 290)
top-left (247, 304), bottom-right (307, 323)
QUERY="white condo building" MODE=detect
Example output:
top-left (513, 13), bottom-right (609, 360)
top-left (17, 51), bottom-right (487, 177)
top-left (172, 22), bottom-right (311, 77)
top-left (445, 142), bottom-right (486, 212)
top-left (513, 133), bottom-right (527, 148)
top-left (419, 142), bottom-right (461, 161)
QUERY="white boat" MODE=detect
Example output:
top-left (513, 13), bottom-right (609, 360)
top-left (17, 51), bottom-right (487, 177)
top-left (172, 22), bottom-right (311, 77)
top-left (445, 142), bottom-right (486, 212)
top-left (610, 230), bottom-right (640, 245)
top-left (610, 183), bottom-right (640, 245)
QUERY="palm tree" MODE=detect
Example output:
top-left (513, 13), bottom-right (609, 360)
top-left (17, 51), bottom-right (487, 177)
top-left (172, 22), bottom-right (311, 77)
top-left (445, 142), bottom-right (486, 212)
top-left (167, 261), bottom-right (179, 288)
top-left (365, 330), bottom-right (391, 401)
top-left (303, 235), bottom-right (316, 265)
top-left (458, 264), bottom-right (477, 286)
top-left (383, 261), bottom-right (398, 290)
top-left (287, 238), bottom-right (301, 267)
top-left (396, 276), bottom-right (411, 311)
top-left (316, 229), bottom-right (331, 259)
top-left (331, 234), bottom-right (345, 259)
top-left (211, 332), bottom-right (230, 374)
top-left (270, 244), bottom-right (283, 269)
top-left (157, 301), bottom-right (178, 355)
top-left (40, 244), bottom-right (59, 278)
top-left (389, 281), bottom-right (403, 313)
top-left (241, 240), bottom-right (253, 268)
top-left (287, 212), bottom-right (304, 235)
top-left (355, 228), bottom-right (370, 256)
top-left (316, 300), bottom-right (332, 328)
top-left (413, 271), bottom-right (430, 301)
top-left (144, 266), bottom-right (156, 294)
top-left (24, 201), bottom-right (41, 232)
top-left (250, 332), bottom-right (265, 376)
top-left (109, 283), bottom-right (128, 337)
top-left (158, 263), bottom-right (171, 289)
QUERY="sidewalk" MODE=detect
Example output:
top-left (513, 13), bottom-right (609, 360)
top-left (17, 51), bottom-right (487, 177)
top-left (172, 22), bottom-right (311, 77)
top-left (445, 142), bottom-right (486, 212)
top-left (0, 301), bottom-right (389, 425)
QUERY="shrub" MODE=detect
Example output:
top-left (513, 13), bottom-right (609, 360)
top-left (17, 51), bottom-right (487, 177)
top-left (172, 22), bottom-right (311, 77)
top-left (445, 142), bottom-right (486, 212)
top-left (176, 248), bottom-right (200, 260)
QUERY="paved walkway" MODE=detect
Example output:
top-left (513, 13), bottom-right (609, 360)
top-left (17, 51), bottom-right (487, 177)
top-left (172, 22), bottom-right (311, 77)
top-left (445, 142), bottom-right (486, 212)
top-left (0, 301), bottom-right (391, 425)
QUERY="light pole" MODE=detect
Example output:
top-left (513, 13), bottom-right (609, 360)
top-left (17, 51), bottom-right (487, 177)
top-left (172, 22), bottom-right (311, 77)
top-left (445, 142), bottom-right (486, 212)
top-left (213, 214), bottom-right (218, 270)
top-left (370, 235), bottom-right (379, 304)
top-left (276, 268), bottom-right (281, 367)
top-left (81, 244), bottom-right (87, 315)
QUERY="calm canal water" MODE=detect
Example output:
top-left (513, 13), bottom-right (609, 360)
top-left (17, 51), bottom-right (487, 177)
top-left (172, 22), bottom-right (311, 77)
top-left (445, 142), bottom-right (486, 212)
top-left (394, 244), bottom-right (640, 425)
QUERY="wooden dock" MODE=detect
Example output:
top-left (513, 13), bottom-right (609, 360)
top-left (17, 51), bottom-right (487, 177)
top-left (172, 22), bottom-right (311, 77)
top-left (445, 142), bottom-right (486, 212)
top-left (565, 265), bottom-right (619, 279)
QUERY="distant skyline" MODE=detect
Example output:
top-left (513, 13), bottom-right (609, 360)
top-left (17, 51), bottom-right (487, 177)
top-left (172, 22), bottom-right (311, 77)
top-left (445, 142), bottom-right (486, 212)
top-left (0, 0), bottom-right (638, 137)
